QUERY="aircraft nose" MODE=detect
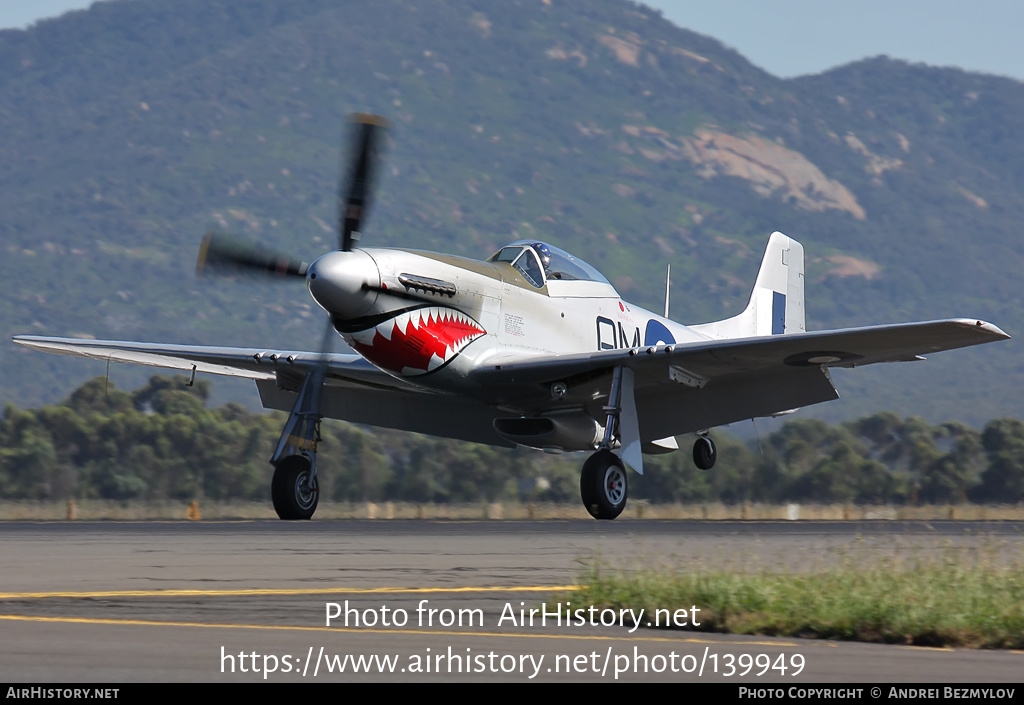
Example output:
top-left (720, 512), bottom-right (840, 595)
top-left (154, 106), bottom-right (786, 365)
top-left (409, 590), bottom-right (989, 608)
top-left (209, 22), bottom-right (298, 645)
top-left (306, 249), bottom-right (380, 320)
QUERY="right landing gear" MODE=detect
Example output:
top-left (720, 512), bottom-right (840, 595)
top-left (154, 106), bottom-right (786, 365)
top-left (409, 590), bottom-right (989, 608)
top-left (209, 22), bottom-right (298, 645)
top-left (693, 434), bottom-right (717, 470)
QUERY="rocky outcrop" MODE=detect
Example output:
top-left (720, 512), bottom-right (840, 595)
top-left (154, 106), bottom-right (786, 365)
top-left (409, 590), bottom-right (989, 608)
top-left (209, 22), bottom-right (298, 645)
top-left (620, 124), bottom-right (866, 220)
top-left (681, 130), bottom-right (866, 220)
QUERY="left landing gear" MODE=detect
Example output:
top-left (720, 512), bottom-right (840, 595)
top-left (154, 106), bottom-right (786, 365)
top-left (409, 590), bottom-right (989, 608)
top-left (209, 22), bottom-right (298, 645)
top-left (580, 449), bottom-right (628, 520)
top-left (272, 455), bottom-right (319, 520)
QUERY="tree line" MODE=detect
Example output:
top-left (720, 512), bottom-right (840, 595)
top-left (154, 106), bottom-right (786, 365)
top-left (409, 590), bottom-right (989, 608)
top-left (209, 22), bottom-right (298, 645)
top-left (1, 375), bottom-right (1022, 504)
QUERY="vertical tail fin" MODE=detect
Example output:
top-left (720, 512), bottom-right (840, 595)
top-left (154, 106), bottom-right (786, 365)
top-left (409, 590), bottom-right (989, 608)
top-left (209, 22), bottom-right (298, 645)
top-left (691, 231), bottom-right (805, 339)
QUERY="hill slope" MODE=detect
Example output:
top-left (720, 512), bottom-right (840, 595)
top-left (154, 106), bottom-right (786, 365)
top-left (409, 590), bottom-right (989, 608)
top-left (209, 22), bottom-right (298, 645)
top-left (1, 0), bottom-right (1019, 424)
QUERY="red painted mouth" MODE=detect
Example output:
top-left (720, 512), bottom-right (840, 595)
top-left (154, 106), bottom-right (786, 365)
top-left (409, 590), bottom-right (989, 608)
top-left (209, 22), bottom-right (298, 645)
top-left (344, 306), bottom-right (486, 376)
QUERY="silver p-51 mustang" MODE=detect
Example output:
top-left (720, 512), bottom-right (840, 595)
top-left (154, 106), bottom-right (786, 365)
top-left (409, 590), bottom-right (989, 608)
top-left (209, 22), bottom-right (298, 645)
top-left (13, 115), bottom-right (1009, 520)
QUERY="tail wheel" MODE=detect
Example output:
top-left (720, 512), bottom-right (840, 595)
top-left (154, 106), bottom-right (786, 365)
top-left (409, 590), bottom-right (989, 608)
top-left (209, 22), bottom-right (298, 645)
top-left (693, 435), bottom-right (717, 470)
top-left (580, 449), bottom-right (628, 520)
top-left (272, 455), bottom-right (319, 520)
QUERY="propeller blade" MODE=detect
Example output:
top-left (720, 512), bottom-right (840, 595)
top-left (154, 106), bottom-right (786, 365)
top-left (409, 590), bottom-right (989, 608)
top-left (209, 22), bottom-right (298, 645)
top-left (196, 232), bottom-right (309, 279)
top-left (339, 113), bottom-right (389, 252)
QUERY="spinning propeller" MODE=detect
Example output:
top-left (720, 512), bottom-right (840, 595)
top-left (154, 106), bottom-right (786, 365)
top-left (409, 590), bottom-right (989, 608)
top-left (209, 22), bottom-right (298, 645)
top-left (195, 113), bottom-right (390, 432)
top-left (196, 113), bottom-right (388, 279)
top-left (196, 233), bottom-right (309, 279)
top-left (340, 114), bottom-right (388, 252)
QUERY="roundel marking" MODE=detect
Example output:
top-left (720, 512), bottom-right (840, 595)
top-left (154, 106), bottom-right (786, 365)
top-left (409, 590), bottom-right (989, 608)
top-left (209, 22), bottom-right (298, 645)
top-left (644, 320), bottom-right (676, 346)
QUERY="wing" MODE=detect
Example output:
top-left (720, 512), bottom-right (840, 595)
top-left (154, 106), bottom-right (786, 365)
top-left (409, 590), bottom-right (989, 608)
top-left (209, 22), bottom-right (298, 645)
top-left (11, 335), bottom-right (514, 447)
top-left (470, 319), bottom-right (1010, 440)
top-left (12, 318), bottom-right (1008, 448)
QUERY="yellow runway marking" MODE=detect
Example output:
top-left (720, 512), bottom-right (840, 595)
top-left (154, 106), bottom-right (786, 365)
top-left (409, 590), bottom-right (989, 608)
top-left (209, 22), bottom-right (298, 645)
top-left (0, 585), bottom-right (579, 600)
top-left (0, 613), bottom-right (801, 647)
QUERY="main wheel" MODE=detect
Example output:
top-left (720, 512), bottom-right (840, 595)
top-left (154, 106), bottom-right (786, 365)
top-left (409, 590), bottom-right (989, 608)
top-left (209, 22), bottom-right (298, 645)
top-left (579, 449), bottom-right (628, 520)
top-left (693, 435), bottom-right (717, 470)
top-left (271, 455), bottom-right (319, 520)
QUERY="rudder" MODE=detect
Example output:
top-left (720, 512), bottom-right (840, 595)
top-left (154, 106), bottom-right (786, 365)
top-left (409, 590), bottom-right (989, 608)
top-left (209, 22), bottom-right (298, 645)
top-left (691, 231), bottom-right (804, 339)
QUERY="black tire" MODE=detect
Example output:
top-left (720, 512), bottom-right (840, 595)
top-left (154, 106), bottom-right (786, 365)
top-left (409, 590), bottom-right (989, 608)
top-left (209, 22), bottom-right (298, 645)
top-left (579, 449), bottom-right (628, 520)
top-left (693, 435), bottom-right (717, 470)
top-left (271, 455), bottom-right (319, 520)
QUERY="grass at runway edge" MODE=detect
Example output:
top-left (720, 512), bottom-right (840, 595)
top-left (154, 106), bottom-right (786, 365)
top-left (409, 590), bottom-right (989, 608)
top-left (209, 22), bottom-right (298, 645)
top-left (574, 551), bottom-right (1024, 649)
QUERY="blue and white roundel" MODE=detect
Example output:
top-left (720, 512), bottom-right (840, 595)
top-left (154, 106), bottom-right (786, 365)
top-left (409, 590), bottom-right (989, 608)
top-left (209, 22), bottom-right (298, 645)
top-left (644, 320), bottom-right (676, 346)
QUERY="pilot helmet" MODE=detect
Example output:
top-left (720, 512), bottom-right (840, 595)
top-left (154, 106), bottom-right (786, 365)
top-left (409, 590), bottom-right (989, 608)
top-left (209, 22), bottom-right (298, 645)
top-left (531, 242), bottom-right (552, 270)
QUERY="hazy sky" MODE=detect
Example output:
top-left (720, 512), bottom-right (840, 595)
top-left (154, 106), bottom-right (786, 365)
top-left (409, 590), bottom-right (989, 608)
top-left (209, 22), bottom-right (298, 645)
top-left (2, 0), bottom-right (1022, 82)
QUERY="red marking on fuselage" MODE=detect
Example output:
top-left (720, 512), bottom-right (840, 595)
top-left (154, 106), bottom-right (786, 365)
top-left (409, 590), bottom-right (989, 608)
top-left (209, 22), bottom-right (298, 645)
top-left (350, 309), bottom-right (485, 375)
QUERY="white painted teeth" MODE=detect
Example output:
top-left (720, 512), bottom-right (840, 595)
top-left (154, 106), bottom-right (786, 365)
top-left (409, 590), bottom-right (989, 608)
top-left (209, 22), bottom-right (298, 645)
top-left (392, 313), bottom-right (408, 336)
top-left (349, 328), bottom-right (377, 346)
top-left (380, 307), bottom-right (481, 351)
top-left (348, 306), bottom-right (485, 369)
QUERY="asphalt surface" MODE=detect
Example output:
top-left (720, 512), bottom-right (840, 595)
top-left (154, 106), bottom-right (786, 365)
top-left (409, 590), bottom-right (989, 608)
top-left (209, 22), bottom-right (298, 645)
top-left (1, 519), bottom-right (1022, 682)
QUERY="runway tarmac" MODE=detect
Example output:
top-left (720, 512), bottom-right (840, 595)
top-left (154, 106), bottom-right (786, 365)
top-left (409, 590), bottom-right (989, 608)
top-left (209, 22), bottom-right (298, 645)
top-left (1, 519), bottom-right (1022, 682)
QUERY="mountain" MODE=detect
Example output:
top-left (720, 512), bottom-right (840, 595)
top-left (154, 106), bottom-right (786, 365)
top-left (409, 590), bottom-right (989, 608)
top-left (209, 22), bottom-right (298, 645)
top-left (1, 0), bottom-right (1020, 425)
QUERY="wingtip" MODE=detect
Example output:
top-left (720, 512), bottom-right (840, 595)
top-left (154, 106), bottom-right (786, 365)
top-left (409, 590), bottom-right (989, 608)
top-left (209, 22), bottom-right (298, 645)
top-left (11, 334), bottom-right (49, 351)
top-left (966, 319), bottom-right (1011, 340)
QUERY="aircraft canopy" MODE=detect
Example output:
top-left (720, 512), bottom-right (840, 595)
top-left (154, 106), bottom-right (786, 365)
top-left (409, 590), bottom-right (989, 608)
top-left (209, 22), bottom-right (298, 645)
top-left (487, 241), bottom-right (609, 287)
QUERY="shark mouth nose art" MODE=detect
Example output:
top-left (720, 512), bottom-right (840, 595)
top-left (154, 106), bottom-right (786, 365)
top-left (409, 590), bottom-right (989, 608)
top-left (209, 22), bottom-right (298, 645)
top-left (344, 306), bottom-right (486, 376)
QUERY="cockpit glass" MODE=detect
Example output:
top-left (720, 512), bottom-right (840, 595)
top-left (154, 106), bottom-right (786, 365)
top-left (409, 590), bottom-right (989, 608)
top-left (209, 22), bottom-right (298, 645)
top-left (492, 246), bottom-right (522, 263)
top-left (487, 241), bottom-right (609, 285)
top-left (513, 248), bottom-right (544, 288)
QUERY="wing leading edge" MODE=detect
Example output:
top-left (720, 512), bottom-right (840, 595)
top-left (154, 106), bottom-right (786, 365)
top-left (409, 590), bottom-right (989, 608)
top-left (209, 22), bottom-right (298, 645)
top-left (14, 335), bottom-right (279, 380)
top-left (11, 334), bottom-right (428, 393)
top-left (13, 334), bottom-right (405, 383)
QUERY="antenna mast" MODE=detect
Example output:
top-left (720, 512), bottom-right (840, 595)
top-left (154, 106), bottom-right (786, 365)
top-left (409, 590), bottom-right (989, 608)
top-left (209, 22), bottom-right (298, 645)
top-left (663, 264), bottom-right (671, 318)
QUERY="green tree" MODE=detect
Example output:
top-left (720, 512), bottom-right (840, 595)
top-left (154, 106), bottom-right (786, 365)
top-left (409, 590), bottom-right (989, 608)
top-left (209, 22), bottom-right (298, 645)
top-left (977, 419), bottom-right (1024, 502)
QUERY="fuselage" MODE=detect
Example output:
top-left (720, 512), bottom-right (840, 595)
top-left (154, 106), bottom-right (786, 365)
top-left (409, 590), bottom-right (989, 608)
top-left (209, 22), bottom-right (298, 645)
top-left (305, 242), bottom-right (709, 395)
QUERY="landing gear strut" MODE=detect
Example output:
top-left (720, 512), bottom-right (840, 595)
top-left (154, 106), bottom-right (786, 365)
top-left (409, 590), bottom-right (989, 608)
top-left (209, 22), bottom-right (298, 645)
top-left (270, 368), bottom-right (325, 520)
top-left (579, 366), bottom-right (631, 520)
top-left (693, 433), bottom-right (717, 470)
